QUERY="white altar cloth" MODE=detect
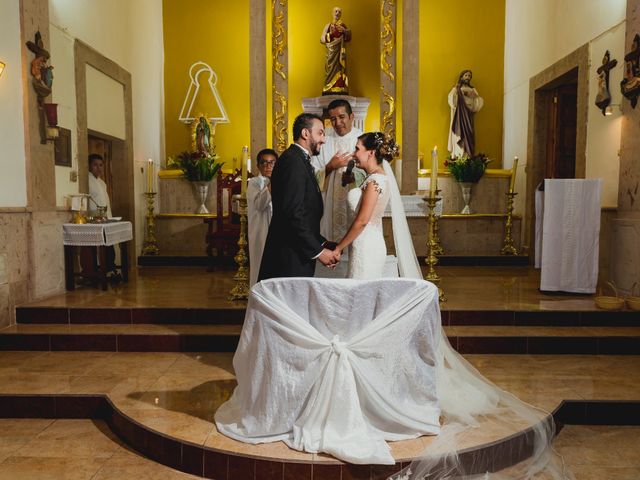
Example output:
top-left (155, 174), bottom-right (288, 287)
top-left (215, 277), bottom-right (441, 465)
top-left (540, 179), bottom-right (602, 293)
top-left (62, 221), bottom-right (133, 247)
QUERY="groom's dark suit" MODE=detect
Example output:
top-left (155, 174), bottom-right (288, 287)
top-left (258, 144), bottom-right (326, 280)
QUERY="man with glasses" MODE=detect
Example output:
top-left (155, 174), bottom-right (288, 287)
top-left (247, 149), bottom-right (277, 286)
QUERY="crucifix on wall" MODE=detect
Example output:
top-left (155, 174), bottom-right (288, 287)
top-left (595, 50), bottom-right (617, 115)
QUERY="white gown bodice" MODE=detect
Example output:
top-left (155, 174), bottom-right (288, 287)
top-left (347, 173), bottom-right (390, 279)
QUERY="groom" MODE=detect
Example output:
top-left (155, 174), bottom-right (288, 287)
top-left (258, 113), bottom-right (341, 281)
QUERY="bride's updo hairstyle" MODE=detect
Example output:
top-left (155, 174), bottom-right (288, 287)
top-left (358, 131), bottom-right (400, 164)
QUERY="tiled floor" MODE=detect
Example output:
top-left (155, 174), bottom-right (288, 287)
top-left (19, 266), bottom-right (609, 311)
top-left (0, 418), bottom-right (200, 479)
top-left (2, 351), bottom-right (640, 461)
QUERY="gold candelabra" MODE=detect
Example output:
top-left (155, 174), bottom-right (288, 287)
top-left (142, 192), bottom-right (159, 255)
top-left (431, 193), bottom-right (444, 255)
top-left (500, 191), bottom-right (519, 256)
top-left (229, 196), bottom-right (250, 301)
top-left (425, 195), bottom-right (446, 303)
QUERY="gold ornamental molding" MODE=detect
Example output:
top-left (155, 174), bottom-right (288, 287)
top-left (273, 86), bottom-right (288, 153)
top-left (380, 0), bottom-right (395, 81)
top-left (380, 0), bottom-right (396, 139)
top-left (271, 0), bottom-right (287, 81)
top-left (271, 0), bottom-right (288, 153)
top-left (381, 86), bottom-right (396, 138)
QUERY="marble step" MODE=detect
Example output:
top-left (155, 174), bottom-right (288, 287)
top-left (15, 305), bottom-right (640, 326)
top-left (2, 324), bottom-right (639, 354)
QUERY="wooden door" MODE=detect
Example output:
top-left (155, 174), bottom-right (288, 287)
top-left (545, 84), bottom-right (577, 179)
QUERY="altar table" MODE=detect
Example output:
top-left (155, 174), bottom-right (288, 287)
top-left (62, 221), bottom-right (132, 291)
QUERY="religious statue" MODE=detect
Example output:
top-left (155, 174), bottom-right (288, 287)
top-left (621, 33), bottom-right (640, 108)
top-left (194, 115), bottom-right (212, 155)
top-left (448, 70), bottom-right (484, 158)
top-left (26, 31), bottom-right (54, 100)
top-left (595, 50), bottom-right (618, 115)
top-left (321, 6), bottom-right (351, 95)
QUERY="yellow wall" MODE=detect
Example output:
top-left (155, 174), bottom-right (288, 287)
top-left (288, 0), bottom-right (381, 135)
top-left (163, 0), bottom-right (250, 169)
top-left (162, 1), bottom-right (504, 169)
top-left (419, 0), bottom-right (505, 167)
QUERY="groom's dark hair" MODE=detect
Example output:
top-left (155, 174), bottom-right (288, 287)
top-left (293, 113), bottom-right (323, 141)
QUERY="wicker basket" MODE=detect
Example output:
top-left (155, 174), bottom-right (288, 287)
top-left (594, 282), bottom-right (624, 310)
top-left (626, 282), bottom-right (640, 311)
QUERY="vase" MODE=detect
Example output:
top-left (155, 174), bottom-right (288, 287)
top-left (193, 181), bottom-right (210, 214)
top-left (459, 182), bottom-right (474, 214)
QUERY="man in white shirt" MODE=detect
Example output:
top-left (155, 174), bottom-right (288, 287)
top-left (88, 154), bottom-right (112, 218)
top-left (310, 99), bottom-right (362, 243)
top-left (247, 149), bottom-right (277, 287)
top-left (86, 154), bottom-right (116, 273)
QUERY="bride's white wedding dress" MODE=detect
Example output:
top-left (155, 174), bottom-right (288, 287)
top-left (346, 161), bottom-right (568, 479)
top-left (347, 173), bottom-right (390, 279)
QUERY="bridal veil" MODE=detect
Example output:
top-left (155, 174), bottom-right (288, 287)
top-left (383, 160), bottom-right (570, 479)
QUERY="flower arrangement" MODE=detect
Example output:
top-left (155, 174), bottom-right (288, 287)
top-left (168, 151), bottom-right (224, 182)
top-left (445, 153), bottom-right (491, 183)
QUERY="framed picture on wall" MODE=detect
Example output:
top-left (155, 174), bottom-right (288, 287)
top-left (54, 127), bottom-right (72, 167)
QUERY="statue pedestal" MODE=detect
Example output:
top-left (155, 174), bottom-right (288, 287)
top-left (301, 95), bottom-right (370, 132)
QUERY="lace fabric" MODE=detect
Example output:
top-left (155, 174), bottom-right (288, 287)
top-left (347, 173), bottom-right (390, 279)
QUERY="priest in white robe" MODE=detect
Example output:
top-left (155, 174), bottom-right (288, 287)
top-left (310, 99), bottom-right (362, 244)
top-left (247, 149), bottom-right (277, 286)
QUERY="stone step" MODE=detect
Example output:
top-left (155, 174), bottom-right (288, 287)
top-left (15, 306), bottom-right (639, 326)
top-left (2, 324), bottom-right (638, 354)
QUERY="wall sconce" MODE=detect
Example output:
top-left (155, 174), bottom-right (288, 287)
top-left (43, 102), bottom-right (59, 139)
top-left (604, 104), bottom-right (621, 116)
top-left (0, 61), bottom-right (5, 78)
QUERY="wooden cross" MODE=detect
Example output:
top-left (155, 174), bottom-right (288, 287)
top-left (596, 50), bottom-right (618, 114)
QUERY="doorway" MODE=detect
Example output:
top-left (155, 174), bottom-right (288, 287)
top-left (545, 82), bottom-right (578, 179)
top-left (524, 48), bottom-right (589, 263)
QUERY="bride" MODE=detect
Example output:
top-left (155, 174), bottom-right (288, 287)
top-left (338, 132), bottom-right (568, 479)
top-left (333, 131), bottom-right (396, 279)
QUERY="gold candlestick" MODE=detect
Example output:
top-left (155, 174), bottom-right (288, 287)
top-left (500, 191), bottom-right (519, 256)
top-left (431, 190), bottom-right (444, 255)
top-left (142, 192), bottom-right (159, 255)
top-left (425, 196), bottom-right (446, 303)
top-left (229, 195), bottom-right (250, 301)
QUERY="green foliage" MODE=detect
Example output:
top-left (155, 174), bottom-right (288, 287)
top-left (445, 153), bottom-right (491, 183)
top-left (172, 151), bottom-right (224, 182)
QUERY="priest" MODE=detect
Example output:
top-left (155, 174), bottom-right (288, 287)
top-left (311, 99), bottom-right (362, 244)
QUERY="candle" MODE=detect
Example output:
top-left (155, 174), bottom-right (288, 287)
top-left (430, 146), bottom-right (438, 198)
top-left (147, 158), bottom-right (154, 193)
top-left (509, 156), bottom-right (519, 193)
top-left (240, 145), bottom-right (249, 196)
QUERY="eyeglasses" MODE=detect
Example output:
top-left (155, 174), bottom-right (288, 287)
top-left (259, 160), bottom-right (276, 167)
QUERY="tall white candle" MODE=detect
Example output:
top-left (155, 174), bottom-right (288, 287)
top-left (241, 146), bottom-right (249, 196)
top-left (430, 146), bottom-right (438, 198)
top-left (509, 156), bottom-right (519, 193)
top-left (147, 158), bottom-right (153, 193)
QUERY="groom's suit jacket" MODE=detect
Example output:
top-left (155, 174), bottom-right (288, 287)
top-left (258, 144), bottom-right (326, 281)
